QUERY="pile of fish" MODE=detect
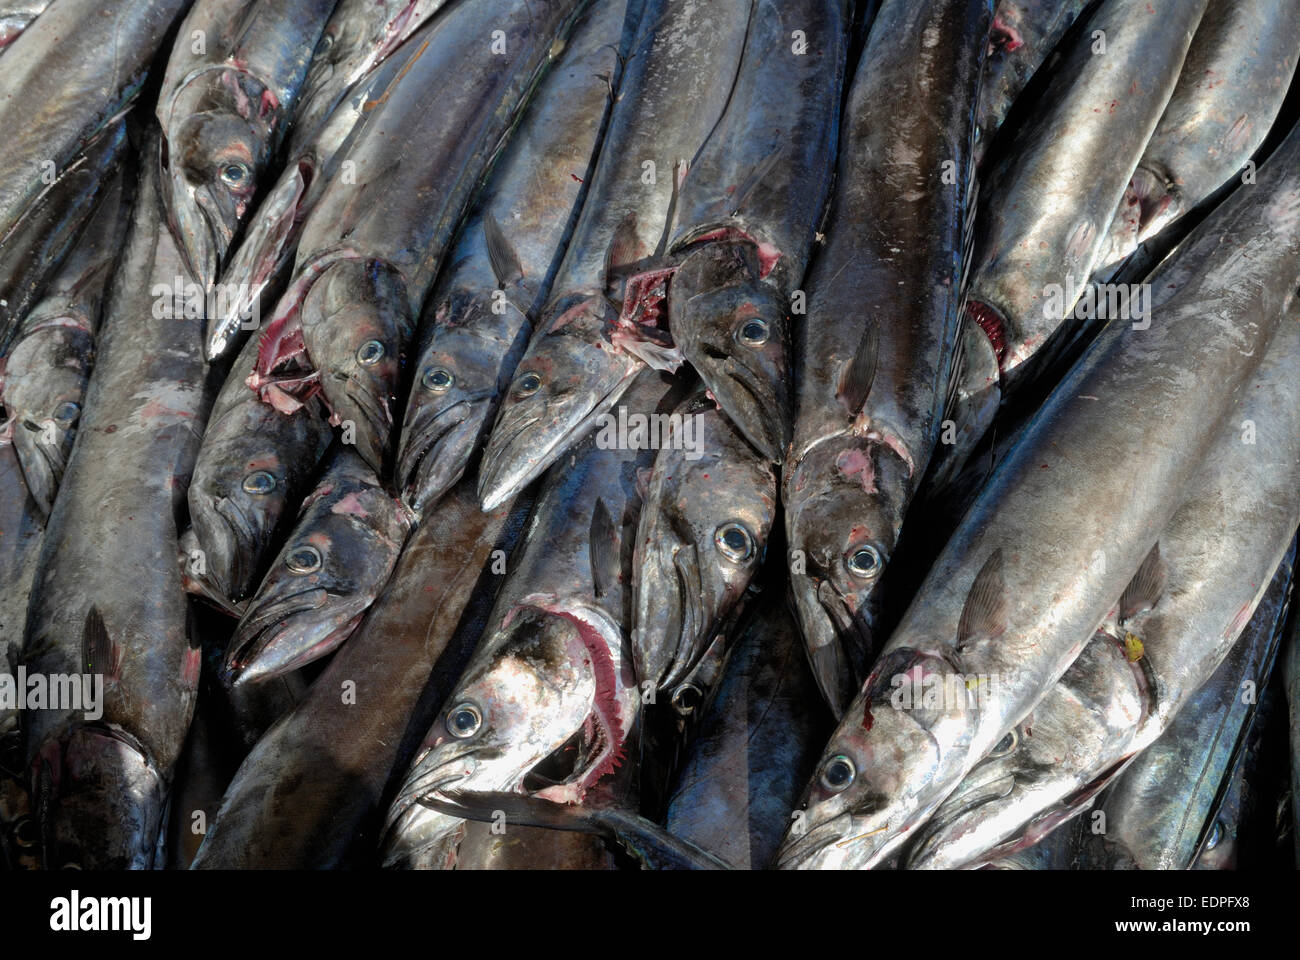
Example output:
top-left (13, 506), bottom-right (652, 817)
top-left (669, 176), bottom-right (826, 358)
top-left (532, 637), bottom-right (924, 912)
top-left (3, 0), bottom-right (1300, 871)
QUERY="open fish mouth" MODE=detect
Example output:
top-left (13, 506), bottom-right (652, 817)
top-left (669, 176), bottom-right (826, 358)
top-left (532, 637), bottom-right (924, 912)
top-left (11, 421), bottom-right (66, 520)
top-left (224, 586), bottom-right (358, 683)
top-left (168, 172), bottom-right (231, 290)
top-left (192, 492), bottom-right (262, 602)
top-left (902, 771), bottom-right (1018, 869)
top-left (633, 531), bottom-right (704, 691)
top-left (683, 337), bottom-right (789, 464)
top-left (789, 569), bottom-right (874, 718)
top-left (397, 393), bottom-right (492, 514)
top-left (326, 372), bottom-right (394, 473)
top-left (774, 811), bottom-right (855, 869)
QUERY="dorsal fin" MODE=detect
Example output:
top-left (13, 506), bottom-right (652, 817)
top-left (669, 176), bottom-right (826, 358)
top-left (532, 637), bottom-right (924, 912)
top-left (730, 149), bottom-right (781, 217)
top-left (1120, 543), bottom-right (1166, 622)
top-left (589, 497), bottom-right (619, 598)
top-left (483, 212), bottom-right (523, 289)
top-left (837, 319), bottom-right (879, 415)
top-left (957, 549), bottom-right (1008, 647)
top-left (604, 213), bottom-right (641, 300)
top-left (82, 605), bottom-right (119, 683)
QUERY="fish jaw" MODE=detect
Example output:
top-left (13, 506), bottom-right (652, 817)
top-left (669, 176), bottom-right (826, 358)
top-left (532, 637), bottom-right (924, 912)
top-left (33, 725), bottom-right (166, 870)
top-left (10, 419), bottom-right (67, 520)
top-left (670, 243), bottom-right (791, 464)
top-left (477, 298), bottom-right (641, 511)
top-left (225, 586), bottom-right (362, 684)
top-left (784, 438), bottom-right (910, 716)
top-left (632, 522), bottom-right (702, 692)
top-left (161, 70), bottom-right (276, 287)
top-left (300, 258), bottom-right (413, 474)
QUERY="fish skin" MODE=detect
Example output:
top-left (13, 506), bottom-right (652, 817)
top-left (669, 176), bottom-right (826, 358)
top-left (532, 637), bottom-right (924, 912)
top-left (157, 0), bottom-right (339, 288)
top-left (664, 597), bottom-right (832, 869)
top-left (225, 447), bottom-right (415, 683)
top-left (397, 0), bottom-right (636, 516)
top-left (974, 0), bottom-right (1090, 169)
top-left (963, 0), bottom-right (1207, 391)
top-left (19, 134), bottom-right (218, 870)
top-left (1096, 0), bottom-right (1300, 272)
top-left (0, 0), bottom-right (190, 345)
top-left (191, 479), bottom-right (529, 867)
top-left (384, 369), bottom-right (689, 868)
top-left (1288, 584), bottom-right (1300, 864)
top-left (0, 169), bottom-right (128, 522)
top-left (446, 817), bottom-right (616, 870)
top-left (476, 0), bottom-right (754, 512)
top-left (188, 328), bottom-right (333, 604)
top-left (0, 1), bottom-right (49, 52)
top-left (632, 388), bottom-right (776, 692)
top-left (251, 0), bottom-right (591, 475)
top-left (1077, 548), bottom-right (1296, 871)
top-left (204, 41), bottom-right (417, 362)
top-left (776, 116), bottom-right (1300, 871)
top-left (783, 0), bottom-right (991, 718)
top-left (664, 0), bottom-right (850, 464)
top-left (289, 0), bottom-right (454, 154)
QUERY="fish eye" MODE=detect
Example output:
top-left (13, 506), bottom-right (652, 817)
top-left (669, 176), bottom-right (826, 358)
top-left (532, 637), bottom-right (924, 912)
top-left (846, 545), bottom-right (882, 580)
top-left (446, 702), bottom-right (482, 739)
top-left (737, 318), bottom-right (769, 346)
top-left (714, 522), bottom-right (754, 562)
top-left (220, 162), bottom-right (250, 186)
top-left (819, 754), bottom-right (856, 792)
top-left (242, 470), bottom-right (276, 495)
top-left (356, 339), bottom-right (385, 365)
top-left (670, 682), bottom-right (703, 716)
top-left (52, 401), bottom-right (80, 423)
top-left (1205, 819), bottom-right (1224, 851)
top-left (12, 817), bottom-right (35, 849)
top-left (285, 545), bottom-right (322, 575)
top-left (516, 372), bottom-right (541, 396)
top-left (988, 729), bottom-right (1019, 758)
top-left (317, 32), bottom-right (335, 54)
top-left (422, 367), bottom-right (454, 393)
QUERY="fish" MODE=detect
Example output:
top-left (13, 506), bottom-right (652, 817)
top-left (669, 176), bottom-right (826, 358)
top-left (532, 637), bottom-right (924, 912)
top-left (19, 133), bottom-right (217, 869)
top-left (663, 0), bottom-right (850, 464)
top-left (1288, 584), bottom-right (1300, 864)
top-left (776, 114), bottom-right (1300, 870)
top-left (939, 0), bottom-right (1208, 483)
top-left (203, 38), bottom-right (419, 361)
top-left (632, 388), bottom-right (777, 692)
top-left (225, 447), bottom-right (415, 683)
top-left (0, 0), bottom-right (190, 350)
top-left (383, 369), bottom-right (689, 868)
top-left (156, 0), bottom-right (339, 288)
top-left (1075, 547), bottom-right (1294, 871)
top-left (783, 0), bottom-right (991, 717)
top-left (189, 325), bottom-right (334, 604)
top-left (0, 1), bottom-right (49, 52)
top-left (476, 0), bottom-right (754, 512)
top-left (191, 478), bottom-right (530, 867)
top-left (288, 0), bottom-right (454, 152)
top-left (249, 0), bottom-right (591, 474)
top-left (0, 169), bottom-right (128, 520)
top-left (974, 0), bottom-right (1090, 169)
top-left (1096, 0), bottom-right (1300, 274)
top-left (397, 0), bottom-right (636, 516)
top-left (437, 814), bottom-right (618, 871)
top-left (663, 596), bottom-right (833, 869)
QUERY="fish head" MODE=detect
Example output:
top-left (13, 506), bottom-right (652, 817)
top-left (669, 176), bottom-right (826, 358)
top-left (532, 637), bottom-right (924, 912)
top-left (777, 649), bottom-right (971, 870)
top-left (33, 725), bottom-right (166, 870)
top-left (383, 600), bottom-right (636, 866)
top-left (398, 300), bottom-right (509, 515)
top-left (0, 321), bottom-right (92, 518)
top-left (162, 70), bottom-right (279, 286)
top-left (477, 296), bottom-right (636, 511)
top-left (225, 485), bottom-right (409, 683)
top-left (785, 437), bottom-right (910, 715)
top-left (670, 243), bottom-right (791, 463)
top-left (300, 258), bottom-right (413, 473)
top-left (188, 408), bottom-right (319, 602)
top-left (633, 400), bottom-right (776, 689)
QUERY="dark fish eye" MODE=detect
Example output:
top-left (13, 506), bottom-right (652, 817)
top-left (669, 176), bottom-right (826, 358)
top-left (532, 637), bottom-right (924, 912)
top-left (318, 32), bottom-right (335, 53)
top-left (714, 522), bottom-right (754, 562)
top-left (220, 162), bottom-right (249, 186)
top-left (242, 470), bottom-right (276, 495)
top-left (422, 367), bottom-right (453, 393)
top-left (988, 729), bottom-right (1019, 758)
top-left (819, 755), bottom-right (855, 792)
top-left (846, 545), bottom-right (882, 579)
top-left (446, 702), bottom-right (482, 738)
top-left (1205, 819), bottom-right (1224, 851)
top-left (285, 545), bottom-right (322, 575)
top-left (356, 339), bottom-right (385, 365)
top-left (516, 372), bottom-right (541, 396)
top-left (670, 682), bottom-right (703, 716)
top-left (738, 318), bottom-right (769, 345)
top-left (52, 401), bottom-right (80, 423)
